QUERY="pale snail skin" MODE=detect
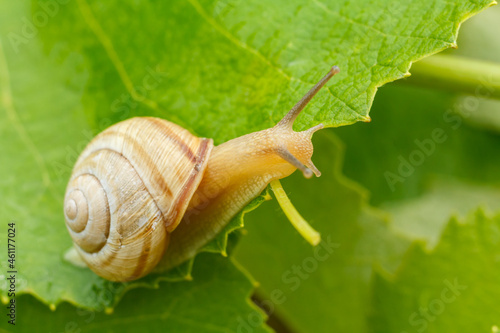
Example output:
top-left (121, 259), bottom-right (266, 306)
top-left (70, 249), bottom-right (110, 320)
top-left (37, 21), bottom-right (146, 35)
top-left (64, 66), bottom-right (340, 281)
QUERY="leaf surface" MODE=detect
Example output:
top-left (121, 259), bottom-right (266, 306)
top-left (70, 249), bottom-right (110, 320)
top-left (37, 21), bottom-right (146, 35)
top-left (370, 210), bottom-right (500, 333)
top-left (0, 254), bottom-right (271, 333)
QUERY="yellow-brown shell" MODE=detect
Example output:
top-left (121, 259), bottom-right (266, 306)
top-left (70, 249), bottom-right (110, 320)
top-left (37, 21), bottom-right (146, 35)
top-left (63, 117), bottom-right (213, 281)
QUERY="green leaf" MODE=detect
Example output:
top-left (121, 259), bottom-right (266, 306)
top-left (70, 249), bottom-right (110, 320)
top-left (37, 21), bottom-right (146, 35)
top-left (369, 209), bottom-right (500, 333)
top-left (0, 253), bottom-right (271, 333)
top-left (0, 0), bottom-right (494, 318)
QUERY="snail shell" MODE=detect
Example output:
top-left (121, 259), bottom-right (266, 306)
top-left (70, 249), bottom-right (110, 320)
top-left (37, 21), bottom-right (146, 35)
top-left (64, 117), bottom-right (213, 281)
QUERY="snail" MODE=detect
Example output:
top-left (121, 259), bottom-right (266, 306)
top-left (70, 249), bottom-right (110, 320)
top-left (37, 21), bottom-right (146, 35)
top-left (63, 66), bottom-right (340, 282)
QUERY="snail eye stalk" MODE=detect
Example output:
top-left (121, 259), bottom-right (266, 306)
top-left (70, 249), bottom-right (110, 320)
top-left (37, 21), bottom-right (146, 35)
top-left (276, 66), bottom-right (340, 129)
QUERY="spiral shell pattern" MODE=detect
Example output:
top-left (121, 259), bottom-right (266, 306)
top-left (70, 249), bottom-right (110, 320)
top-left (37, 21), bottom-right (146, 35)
top-left (64, 117), bottom-right (213, 281)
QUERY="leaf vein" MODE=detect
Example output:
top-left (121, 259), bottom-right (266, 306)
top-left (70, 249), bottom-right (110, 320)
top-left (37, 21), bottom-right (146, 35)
top-left (75, 0), bottom-right (187, 127)
top-left (312, 0), bottom-right (453, 45)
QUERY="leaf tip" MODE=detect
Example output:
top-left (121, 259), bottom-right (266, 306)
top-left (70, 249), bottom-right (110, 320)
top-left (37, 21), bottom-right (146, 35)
top-left (490, 0), bottom-right (497, 6)
top-left (49, 304), bottom-right (56, 311)
top-left (362, 115), bottom-right (372, 123)
top-left (403, 72), bottom-right (412, 78)
top-left (450, 42), bottom-right (458, 49)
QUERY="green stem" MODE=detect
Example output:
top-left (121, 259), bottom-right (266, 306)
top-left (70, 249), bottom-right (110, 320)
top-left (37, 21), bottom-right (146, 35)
top-left (406, 54), bottom-right (500, 100)
top-left (270, 180), bottom-right (321, 246)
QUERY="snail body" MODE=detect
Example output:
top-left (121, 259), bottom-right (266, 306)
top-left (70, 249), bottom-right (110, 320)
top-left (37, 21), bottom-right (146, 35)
top-left (64, 67), bottom-right (340, 281)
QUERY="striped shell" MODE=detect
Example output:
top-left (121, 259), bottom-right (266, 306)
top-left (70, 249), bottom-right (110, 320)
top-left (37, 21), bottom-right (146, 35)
top-left (63, 117), bottom-right (213, 281)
